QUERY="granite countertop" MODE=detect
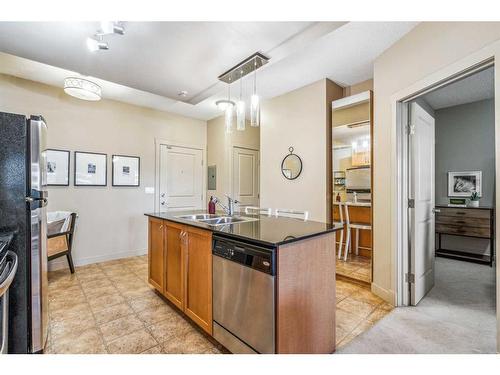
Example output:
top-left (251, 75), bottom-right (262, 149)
top-left (145, 210), bottom-right (342, 247)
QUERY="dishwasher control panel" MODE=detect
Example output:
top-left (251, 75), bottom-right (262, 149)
top-left (212, 237), bottom-right (275, 275)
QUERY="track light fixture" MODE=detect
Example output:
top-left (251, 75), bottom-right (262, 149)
top-left (86, 22), bottom-right (124, 52)
top-left (86, 35), bottom-right (109, 52)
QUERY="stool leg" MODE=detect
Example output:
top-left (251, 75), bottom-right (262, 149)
top-left (66, 253), bottom-right (75, 274)
top-left (344, 228), bottom-right (350, 262)
top-left (338, 229), bottom-right (344, 259)
top-left (355, 229), bottom-right (360, 256)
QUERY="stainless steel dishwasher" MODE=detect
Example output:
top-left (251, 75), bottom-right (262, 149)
top-left (212, 235), bottom-right (275, 354)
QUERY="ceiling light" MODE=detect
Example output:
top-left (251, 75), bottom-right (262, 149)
top-left (64, 77), bottom-right (102, 101)
top-left (216, 99), bottom-right (235, 111)
top-left (86, 36), bottom-right (108, 52)
top-left (178, 90), bottom-right (188, 97)
top-left (99, 21), bottom-right (125, 36)
top-left (250, 60), bottom-right (260, 127)
top-left (224, 84), bottom-right (234, 133)
top-left (236, 70), bottom-right (246, 131)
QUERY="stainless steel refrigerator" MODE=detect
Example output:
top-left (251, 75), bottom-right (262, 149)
top-left (0, 112), bottom-right (48, 353)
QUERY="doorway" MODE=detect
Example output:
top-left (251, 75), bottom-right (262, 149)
top-left (394, 64), bottom-right (496, 352)
top-left (231, 146), bottom-right (259, 209)
top-left (157, 143), bottom-right (204, 212)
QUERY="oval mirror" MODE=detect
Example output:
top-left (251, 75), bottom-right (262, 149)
top-left (281, 147), bottom-right (303, 180)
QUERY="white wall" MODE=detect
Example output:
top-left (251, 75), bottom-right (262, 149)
top-left (0, 73), bottom-right (206, 269)
top-left (206, 116), bottom-right (260, 202)
top-left (260, 79), bottom-right (343, 222)
top-left (372, 22), bottom-right (500, 304)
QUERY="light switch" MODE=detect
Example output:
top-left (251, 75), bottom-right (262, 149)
top-left (145, 187), bottom-right (154, 194)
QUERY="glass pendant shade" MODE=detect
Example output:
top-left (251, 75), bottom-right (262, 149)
top-left (250, 94), bottom-right (260, 127)
top-left (225, 105), bottom-right (233, 134)
top-left (236, 100), bottom-right (246, 131)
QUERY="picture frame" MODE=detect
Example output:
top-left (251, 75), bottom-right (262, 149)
top-left (112, 155), bottom-right (140, 187)
top-left (46, 149), bottom-right (70, 186)
top-left (74, 151), bottom-right (107, 186)
top-left (448, 171), bottom-right (482, 197)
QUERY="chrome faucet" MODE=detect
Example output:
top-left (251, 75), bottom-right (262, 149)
top-left (214, 195), bottom-right (239, 216)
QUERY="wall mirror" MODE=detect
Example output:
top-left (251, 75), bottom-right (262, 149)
top-left (281, 147), bottom-right (302, 180)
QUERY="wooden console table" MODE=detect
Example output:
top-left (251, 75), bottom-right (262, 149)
top-left (435, 205), bottom-right (494, 266)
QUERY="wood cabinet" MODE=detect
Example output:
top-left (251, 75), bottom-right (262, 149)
top-left (147, 217), bottom-right (213, 334)
top-left (183, 226), bottom-right (212, 333)
top-left (148, 217), bottom-right (165, 291)
top-left (164, 221), bottom-right (185, 310)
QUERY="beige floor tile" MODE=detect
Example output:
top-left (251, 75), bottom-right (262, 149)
top-left (137, 304), bottom-right (176, 326)
top-left (367, 307), bottom-right (390, 323)
top-left (337, 297), bottom-right (377, 319)
top-left (120, 285), bottom-right (156, 300)
top-left (99, 314), bottom-right (146, 343)
top-left (148, 313), bottom-right (194, 344)
top-left (83, 284), bottom-right (119, 299)
top-left (107, 328), bottom-right (158, 354)
top-left (88, 293), bottom-right (126, 312)
top-left (49, 293), bottom-right (88, 313)
top-left (50, 315), bottom-right (96, 339)
top-left (48, 285), bottom-right (83, 300)
top-left (161, 330), bottom-right (216, 354)
top-left (350, 288), bottom-right (384, 306)
top-left (52, 328), bottom-right (107, 354)
top-left (141, 345), bottom-right (164, 354)
top-left (49, 302), bottom-right (93, 323)
top-left (93, 302), bottom-right (135, 325)
top-left (80, 278), bottom-right (113, 291)
top-left (129, 294), bottom-right (167, 312)
top-left (335, 309), bottom-right (365, 333)
top-left (379, 302), bottom-right (394, 311)
top-left (77, 271), bottom-right (108, 283)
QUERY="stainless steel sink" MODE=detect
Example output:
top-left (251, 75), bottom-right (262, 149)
top-left (175, 214), bottom-right (221, 220)
top-left (175, 214), bottom-right (258, 226)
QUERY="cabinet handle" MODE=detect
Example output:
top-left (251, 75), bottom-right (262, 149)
top-left (159, 225), bottom-right (163, 230)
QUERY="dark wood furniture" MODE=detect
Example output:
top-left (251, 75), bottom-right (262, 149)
top-left (435, 205), bottom-right (494, 266)
top-left (47, 213), bottom-right (77, 273)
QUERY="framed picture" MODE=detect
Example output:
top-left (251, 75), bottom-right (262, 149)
top-left (112, 155), bottom-right (140, 187)
top-left (448, 171), bottom-right (482, 197)
top-left (46, 149), bottom-right (70, 186)
top-left (74, 151), bottom-right (107, 186)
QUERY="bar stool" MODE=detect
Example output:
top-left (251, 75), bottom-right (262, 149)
top-left (333, 202), bottom-right (345, 259)
top-left (244, 206), bottom-right (272, 216)
top-left (343, 204), bottom-right (371, 262)
top-left (275, 209), bottom-right (309, 221)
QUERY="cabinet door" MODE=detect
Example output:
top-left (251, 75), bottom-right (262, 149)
top-left (184, 226), bottom-right (213, 334)
top-left (164, 221), bottom-right (185, 310)
top-left (148, 218), bottom-right (165, 291)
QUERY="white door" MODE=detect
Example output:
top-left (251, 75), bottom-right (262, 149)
top-left (232, 147), bottom-right (259, 208)
top-left (159, 144), bottom-right (203, 212)
top-left (409, 102), bottom-right (436, 305)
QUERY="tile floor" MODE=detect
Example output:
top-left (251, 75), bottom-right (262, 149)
top-left (336, 254), bottom-right (371, 283)
top-left (46, 255), bottom-right (392, 354)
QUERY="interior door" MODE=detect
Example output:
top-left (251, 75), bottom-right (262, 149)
top-left (232, 147), bottom-right (259, 208)
top-left (409, 102), bottom-right (436, 305)
top-left (159, 144), bottom-right (203, 212)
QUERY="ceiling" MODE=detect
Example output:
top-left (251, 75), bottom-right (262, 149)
top-left (423, 66), bottom-right (495, 110)
top-left (332, 124), bottom-right (370, 148)
top-left (0, 21), bottom-right (418, 120)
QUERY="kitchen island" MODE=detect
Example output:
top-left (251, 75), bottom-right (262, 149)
top-left (145, 210), bottom-right (341, 354)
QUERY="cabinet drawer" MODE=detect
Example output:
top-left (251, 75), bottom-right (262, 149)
top-left (436, 215), bottom-right (490, 229)
top-left (437, 208), bottom-right (490, 219)
top-left (436, 223), bottom-right (491, 238)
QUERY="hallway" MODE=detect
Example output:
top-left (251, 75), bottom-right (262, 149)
top-left (337, 257), bottom-right (496, 353)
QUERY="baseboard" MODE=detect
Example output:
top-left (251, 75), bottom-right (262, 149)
top-left (48, 249), bottom-right (147, 271)
top-left (371, 282), bottom-right (395, 305)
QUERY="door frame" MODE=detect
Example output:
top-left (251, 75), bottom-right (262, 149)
top-left (230, 144), bottom-right (260, 204)
top-left (392, 40), bottom-right (500, 339)
top-left (154, 138), bottom-right (207, 212)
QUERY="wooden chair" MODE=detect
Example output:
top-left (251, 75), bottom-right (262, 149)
top-left (47, 213), bottom-right (77, 273)
top-left (333, 203), bottom-right (345, 259)
top-left (343, 205), bottom-right (371, 261)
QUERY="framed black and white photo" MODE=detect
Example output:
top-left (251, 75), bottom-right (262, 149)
top-left (448, 171), bottom-right (482, 197)
top-left (74, 151), bottom-right (107, 186)
top-left (46, 149), bottom-right (70, 186)
top-left (112, 155), bottom-right (140, 187)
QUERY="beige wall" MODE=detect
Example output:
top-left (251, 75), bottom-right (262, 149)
top-left (373, 22), bottom-right (500, 303)
top-left (206, 116), bottom-right (260, 202)
top-left (0, 73), bottom-right (206, 269)
top-left (344, 79), bottom-right (373, 96)
top-left (260, 79), bottom-right (343, 222)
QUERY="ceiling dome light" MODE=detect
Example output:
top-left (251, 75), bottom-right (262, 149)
top-left (86, 36), bottom-right (109, 52)
top-left (64, 77), bottom-right (102, 101)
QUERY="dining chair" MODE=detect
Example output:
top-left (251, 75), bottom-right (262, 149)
top-left (47, 212), bottom-right (77, 273)
top-left (244, 206), bottom-right (272, 216)
top-left (333, 202), bottom-right (345, 259)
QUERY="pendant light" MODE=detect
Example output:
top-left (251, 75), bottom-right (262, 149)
top-left (224, 83), bottom-right (234, 134)
top-left (250, 60), bottom-right (260, 127)
top-left (236, 70), bottom-right (246, 131)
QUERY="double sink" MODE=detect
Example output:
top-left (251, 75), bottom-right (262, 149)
top-left (175, 213), bottom-right (258, 227)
